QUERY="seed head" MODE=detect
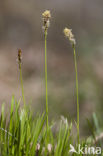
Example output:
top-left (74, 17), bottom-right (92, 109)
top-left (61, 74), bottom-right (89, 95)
top-left (17, 49), bottom-right (22, 69)
top-left (18, 49), bottom-right (22, 63)
top-left (42, 10), bottom-right (51, 32)
top-left (63, 27), bottom-right (76, 46)
top-left (42, 10), bottom-right (51, 19)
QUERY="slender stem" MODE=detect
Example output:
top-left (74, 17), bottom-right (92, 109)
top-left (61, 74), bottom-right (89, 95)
top-left (44, 30), bottom-right (48, 129)
top-left (19, 62), bottom-right (26, 106)
top-left (73, 45), bottom-right (79, 143)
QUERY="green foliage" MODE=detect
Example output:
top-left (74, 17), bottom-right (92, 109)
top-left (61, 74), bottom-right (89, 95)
top-left (0, 96), bottom-right (74, 156)
top-left (1, 100), bottom-right (102, 156)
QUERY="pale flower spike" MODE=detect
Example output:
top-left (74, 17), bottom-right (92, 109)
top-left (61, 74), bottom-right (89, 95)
top-left (42, 10), bottom-right (51, 32)
top-left (63, 27), bottom-right (76, 46)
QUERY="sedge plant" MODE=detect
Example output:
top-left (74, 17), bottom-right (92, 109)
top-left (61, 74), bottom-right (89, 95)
top-left (18, 49), bottom-right (26, 106)
top-left (63, 28), bottom-right (80, 143)
top-left (0, 11), bottom-right (100, 156)
top-left (42, 10), bottom-right (51, 130)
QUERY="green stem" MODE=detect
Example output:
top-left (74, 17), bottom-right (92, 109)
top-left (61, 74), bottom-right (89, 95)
top-left (19, 62), bottom-right (26, 106)
top-left (73, 45), bottom-right (79, 143)
top-left (45, 30), bottom-right (48, 129)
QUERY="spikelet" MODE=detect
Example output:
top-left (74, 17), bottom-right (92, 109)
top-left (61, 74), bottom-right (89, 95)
top-left (18, 49), bottom-right (22, 63)
top-left (42, 10), bottom-right (51, 33)
top-left (17, 49), bottom-right (22, 69)
top-left (63, 27), bottom-right (76, 46)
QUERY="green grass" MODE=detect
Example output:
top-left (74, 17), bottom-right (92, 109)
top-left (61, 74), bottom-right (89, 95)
top-left (0, 97), bottom-right (72, 156)
top-left (0, 98), bottom-right (102, 155)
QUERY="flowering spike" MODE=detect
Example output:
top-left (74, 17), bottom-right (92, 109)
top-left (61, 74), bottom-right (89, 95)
top-left (63, 27), bottom-right (76, 46)
top-left (42, 10), bottom-right (51, 33)
top-left (18, 49), bottom-right (22, 63)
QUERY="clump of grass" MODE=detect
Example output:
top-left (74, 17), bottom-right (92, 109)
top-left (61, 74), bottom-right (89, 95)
top-left (0, 96), bottom-right (73, 155)
top-left (0, 96), bottom-right (46, 155)
top-left (63, 28), bottom-right (79, 143)
top-left (42, 10), bottom-right (51, 130)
